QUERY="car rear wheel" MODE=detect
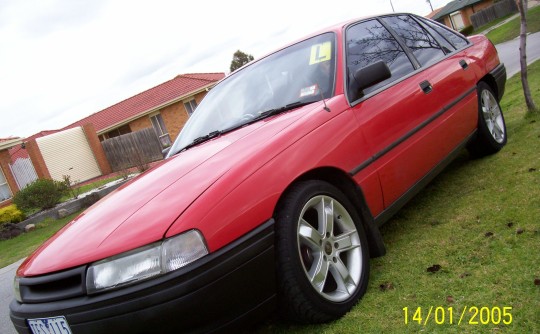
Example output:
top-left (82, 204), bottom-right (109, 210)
top-left (275, 180), bottom-right (369, 323)
top-left (468, 82), bottom-right (507, 157)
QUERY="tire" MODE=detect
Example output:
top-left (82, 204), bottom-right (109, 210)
top-left (275, 180), bottom-right (370, 323)
top-left (467, 82), bottom-right (507, 157)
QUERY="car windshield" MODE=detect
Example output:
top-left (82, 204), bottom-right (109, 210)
top-left (168, 32), bottom-right (336, 155)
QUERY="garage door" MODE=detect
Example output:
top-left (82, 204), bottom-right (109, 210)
top-left (37, 127), bottom-right (102, 183)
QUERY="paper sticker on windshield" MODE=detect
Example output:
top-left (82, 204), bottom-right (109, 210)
top-left (309, 42), bottom-right (332, 65)
top-left (300, 84), bottom-right (319, 98)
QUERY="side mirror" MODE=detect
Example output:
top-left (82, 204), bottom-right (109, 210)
top-left (353, 61), bottom-right (391, 92)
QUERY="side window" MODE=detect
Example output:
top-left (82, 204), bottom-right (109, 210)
top-left (383, 15), bottom-right (446, 67)
top-left (0, 169), bottom-right (12, 202)
top-left (184, 99), bottom-right (198, 116)
top-left (421, 18), bottom-right (469, 50)
top-left (346, 19), bottom-right (415, 100)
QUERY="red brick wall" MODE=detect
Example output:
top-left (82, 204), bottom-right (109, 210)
top-left (82, 123), bottom-right (112, 175)
top-left (128, 117), bottom-right (153, 133)
top-left (26, 139), bottom-right (51, 180)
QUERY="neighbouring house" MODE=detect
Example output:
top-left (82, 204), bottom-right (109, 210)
top-left (2, 73), bottom-right (224, 207)
top-left (428, 0), bottom-right (494, 31)
top-left (0, 137), bottom-right (23, 206)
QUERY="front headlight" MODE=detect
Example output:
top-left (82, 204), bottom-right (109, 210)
top-left (86, 230), bottom-right (208, 294)
top-left (14, 276), bottom-right (22, 302)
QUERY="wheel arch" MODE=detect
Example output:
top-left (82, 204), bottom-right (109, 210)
top-left (480, 63), bottom-right (506, 102)
top-left (275, 166), bottom-right (386, 258)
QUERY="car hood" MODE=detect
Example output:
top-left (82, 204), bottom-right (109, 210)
top-left (18, 103), bottom-right (321, 277)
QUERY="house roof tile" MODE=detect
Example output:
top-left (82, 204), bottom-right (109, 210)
top-left (9, 72), bottom-right (225, 162)
top-left (62, 72), bottom-right (225, 133)
top-left (432, 0), bottom-right (483, 20)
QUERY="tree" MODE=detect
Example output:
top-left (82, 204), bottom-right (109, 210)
top-left (229, 50), bottom-right (254, 72)
top-left (517, 0), bottom-right (538, 112)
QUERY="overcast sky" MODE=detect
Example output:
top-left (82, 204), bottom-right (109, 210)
top-left (0, 0), bottom-right (454, 138)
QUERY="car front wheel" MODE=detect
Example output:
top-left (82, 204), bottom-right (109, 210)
top-left (275, 180), bottom-right (369, 323)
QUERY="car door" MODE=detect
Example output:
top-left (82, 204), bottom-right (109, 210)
top-left (346, 15), bottom-right (478, 219)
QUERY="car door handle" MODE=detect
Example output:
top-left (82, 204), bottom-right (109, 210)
top-left (419, 80), bottom-right (432, 94)
top-left (460, 59), bottom-right (468, 70)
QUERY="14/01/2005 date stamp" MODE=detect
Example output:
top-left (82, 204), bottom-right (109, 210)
top-left (403, 306), bottom-right (512, 326)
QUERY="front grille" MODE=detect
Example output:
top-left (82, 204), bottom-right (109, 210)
top-left (18, 266), bottom-right (87, 303)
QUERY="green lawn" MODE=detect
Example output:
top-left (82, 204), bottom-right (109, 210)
top-left (486, 5), bottom-right (540, 44)
top-left (0, 211), bottom-right (82, 268)
top-left (255, 64), bottom-right (540, 333)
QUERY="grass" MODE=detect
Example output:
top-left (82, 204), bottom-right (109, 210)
top-left (0, 211), bottom-right (82, 268)
top-left (59, 175), bottom-right (123, 202)
top-left (485, 5), bottom-right (540, 44)
top-left (254, 65), bottom-right (540, 333)
top-left (472, 14), bottom-right (515, 35)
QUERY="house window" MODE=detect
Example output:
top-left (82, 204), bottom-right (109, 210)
top-left (184, 99), bottom-right (198, 116)
top-left (150, 113), bottom-right (172, 148)
top-left (0, 168), bottom-right (12, 202)
top-left (450, 12), bottom-right (465, 31)
top-left (105, 124), bottom-right (131, 139)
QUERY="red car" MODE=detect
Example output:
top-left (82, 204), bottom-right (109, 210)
top-left (11, 13), bottom-right (506, 334)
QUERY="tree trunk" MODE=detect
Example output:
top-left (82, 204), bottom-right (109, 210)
top-left (517, 0), bottom-right (538, 112)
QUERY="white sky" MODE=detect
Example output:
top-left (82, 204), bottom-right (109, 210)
top-left (0, 0), bottom-right (454, 138)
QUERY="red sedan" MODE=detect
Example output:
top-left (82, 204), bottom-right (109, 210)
top-left (11, 13), bottom-right (506, 334)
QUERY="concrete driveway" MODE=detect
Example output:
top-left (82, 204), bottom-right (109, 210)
top-left (496, 31), bottom-right (540, 78)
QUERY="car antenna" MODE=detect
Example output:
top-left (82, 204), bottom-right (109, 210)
top-left (318, 83), bottom-right (331, 112)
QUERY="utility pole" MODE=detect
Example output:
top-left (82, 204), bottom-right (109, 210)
top-left (389, 0), bottom-right (395, 12)
top-left (426, 0), bottom-right (434, 11)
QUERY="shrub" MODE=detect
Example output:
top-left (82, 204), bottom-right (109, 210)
top-left (0, 205), bottom-right (25, 225)
top-left (13, 179), bottom-right (68, 211)
top-left (460, 25), bottom-right (474, 36)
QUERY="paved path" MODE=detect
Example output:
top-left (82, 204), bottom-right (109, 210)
top-left (496, 31), bottom-right (540, 78)
top-left (0, 259), bottom-right (24, 334)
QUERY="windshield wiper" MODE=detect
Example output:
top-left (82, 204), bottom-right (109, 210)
top-left (177, 101), bottom-right (315, 153)
top-left (180, 130), bottom-right (222, 152)
top-left (256, 101), bottom-right (315, 120)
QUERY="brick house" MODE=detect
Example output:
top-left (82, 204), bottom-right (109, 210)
top-left (66, 72), bottom-right (225, 147)
top-left (428, 0), bottom-right (494, 31)
top-left (2, 73), bottom-right (224, 207)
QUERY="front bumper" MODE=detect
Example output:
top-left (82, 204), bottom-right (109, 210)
top-left (10, 220), bottom-right (276, 334)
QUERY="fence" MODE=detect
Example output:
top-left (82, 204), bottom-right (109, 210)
top-left (101, 128), bottom-right (164, 172)
top-left (471, 0), bottom-right (518, 29)
top-left (9, 157), bottom-right (38, 190)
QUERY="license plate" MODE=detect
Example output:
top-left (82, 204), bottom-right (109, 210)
top-left (28, 316), bottom-right (72, 334)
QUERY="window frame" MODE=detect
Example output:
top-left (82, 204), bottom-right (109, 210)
top-left (149, 113), bottom-right (172, 148)
top-left (0, 168), bottom-right (12, 202)
top-left (183, 99), bottom-right (198, 116)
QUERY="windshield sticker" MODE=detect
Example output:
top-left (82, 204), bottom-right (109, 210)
top-left (300, 84), bottom-right (320, 98)
top-left (309, 42), bottom-right (332, 65)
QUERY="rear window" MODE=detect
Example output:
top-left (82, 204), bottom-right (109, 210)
top-left (420, 17), bottom-right (469, 50)
top-left (383, 15), bottom-right (446, 67)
